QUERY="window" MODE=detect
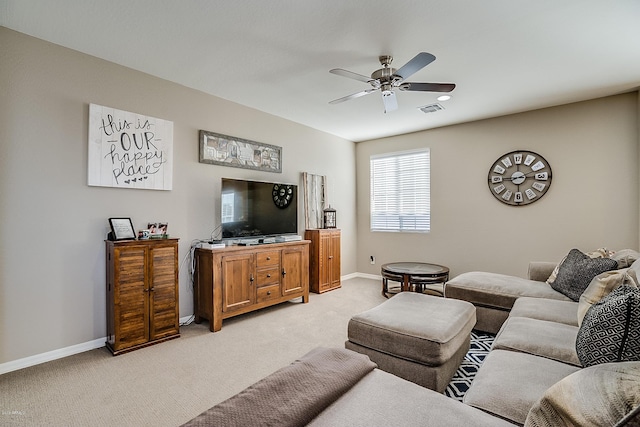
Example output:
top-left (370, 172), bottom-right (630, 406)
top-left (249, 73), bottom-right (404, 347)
top-left (221, 193), bottom-right (234, 224)
top-left (370, 149), bottom-right (430, 232)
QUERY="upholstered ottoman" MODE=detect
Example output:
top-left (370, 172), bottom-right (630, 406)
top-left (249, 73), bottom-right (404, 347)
top-left (345, 292), bottom-right (476, 393)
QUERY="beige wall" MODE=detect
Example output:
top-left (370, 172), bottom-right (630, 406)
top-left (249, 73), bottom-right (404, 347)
top-left (0, 28), bottom-right (356, 364)
top-left (2, 25), bottom-right (638, 367)
top-left (357, 92), bottom-right (639, 278)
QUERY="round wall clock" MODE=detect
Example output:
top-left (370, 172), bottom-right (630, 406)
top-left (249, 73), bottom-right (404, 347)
top-left (272, 184), bottom-right (294, 208)
top-left (488, 150), bottom-right (552, 206)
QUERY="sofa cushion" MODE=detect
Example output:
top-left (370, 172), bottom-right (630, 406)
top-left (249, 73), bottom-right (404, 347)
top-left (493, 317), bottom-right (581, 366)
top-left (578, 268), bottom-right (638, 326)
top-left (463, 349), bottom-right (580, 425)
top-left (525, 361), bottom-right (640, 427)
top-left (510, 297), bottom-right (578, 326)
top-left (528, 262), bottom-right (557, 282)
top-left (445, 272), bottom-right (570, 311)
top-left (576, 285), bottom-right (640, 367)
top-left (307, 369), bottom-right (514, 427)
top-left (551, 248), bottom-right (618, 301)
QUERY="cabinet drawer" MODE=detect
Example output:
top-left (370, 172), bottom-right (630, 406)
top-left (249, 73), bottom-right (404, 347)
top-left (257, 266), bottom-right (280, 286)
top-left (257, 284), bottom-right (281, 303)
top-left (257, 251), bottom-right (280, 267)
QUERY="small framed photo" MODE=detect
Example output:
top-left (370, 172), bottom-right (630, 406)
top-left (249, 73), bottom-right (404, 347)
top-left (108, 218), bottom-right (136, 241)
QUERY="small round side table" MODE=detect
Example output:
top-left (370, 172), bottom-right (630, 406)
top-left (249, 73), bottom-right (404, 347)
top-left (381, 262), bottom-right (450, 298)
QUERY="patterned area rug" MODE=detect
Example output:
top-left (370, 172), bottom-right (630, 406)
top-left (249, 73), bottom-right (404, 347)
top-left (445, 331), bottom-right (495, 402)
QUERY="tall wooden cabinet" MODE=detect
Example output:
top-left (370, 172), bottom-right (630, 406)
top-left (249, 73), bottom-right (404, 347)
top-left (305, 229), bottom-right (341, 293)
top-left (106, 239), bottom-right (180, 355)
top-left (195, 241), bottom-right (309, 332)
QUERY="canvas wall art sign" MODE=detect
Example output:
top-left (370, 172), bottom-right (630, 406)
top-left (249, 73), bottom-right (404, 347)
top-left (88, 104), bottom-right (174, 190)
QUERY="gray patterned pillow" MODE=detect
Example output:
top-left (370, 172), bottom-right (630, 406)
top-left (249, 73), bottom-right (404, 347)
top-left (551, 248), bottom-right (618, 301)
top-left (576, 284), bottom-right (640, 367)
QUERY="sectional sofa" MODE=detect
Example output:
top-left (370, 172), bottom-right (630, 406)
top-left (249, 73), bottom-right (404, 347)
top-left (182, 249), bottom-right (640, 426)
top-left (445, 249), bottom-right (640, 425)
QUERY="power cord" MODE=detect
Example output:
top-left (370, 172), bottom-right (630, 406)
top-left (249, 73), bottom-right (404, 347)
top-left (178, 228), bottom-right (224, 328)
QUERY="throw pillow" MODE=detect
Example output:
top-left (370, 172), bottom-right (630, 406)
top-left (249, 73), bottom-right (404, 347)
top-left (576, 284), bottom-right (640, 367)
top-left (630, 258), bottom-right (640, 278)
top-left (551, 249), bottom-right (618, 301)
top-left (545, 255), bottom-right (566, 285)
top-left (578, 268), bottom-right (639, 326)
top-left (524, 361), bottom-right (640, 427)
top-left (613, 249), bottom-right (640, 269)
top-left (546, 247), bottom-right (613, 285)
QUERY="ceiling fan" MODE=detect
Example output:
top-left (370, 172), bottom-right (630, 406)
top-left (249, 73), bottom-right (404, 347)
top-left (329, 52), bottom-right (455, 113)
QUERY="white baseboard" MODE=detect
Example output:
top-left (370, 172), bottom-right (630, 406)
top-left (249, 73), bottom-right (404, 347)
top-left (0, 337), bottom-right (107, 375)
top-left (341, 272), bottom-right (361, 281)
top-left (351, 272), bottom-right (381, 281)
top-left (0, 315), bottom-right (194, 375)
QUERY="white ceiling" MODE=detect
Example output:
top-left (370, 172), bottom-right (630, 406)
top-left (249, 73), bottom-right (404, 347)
top-left (2, 1), bottom-right (640, 142)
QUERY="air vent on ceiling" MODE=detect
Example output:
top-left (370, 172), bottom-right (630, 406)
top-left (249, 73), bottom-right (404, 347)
top-left (418, 103), bottom-right (444, 114)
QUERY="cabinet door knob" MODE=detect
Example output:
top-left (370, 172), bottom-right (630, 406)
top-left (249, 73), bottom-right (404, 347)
top-left (282, 269), bottom-right (287, 277)
top-left (266, 291), bottom-right (271, 296)
top-left (266, 273), bottom-right (271, 278)
top-left (250, 275), bottom-right (254, 284)
top-left (328, 256), bottom-right (334, 259)
top-left (266, 256), bottom-right (271, 260)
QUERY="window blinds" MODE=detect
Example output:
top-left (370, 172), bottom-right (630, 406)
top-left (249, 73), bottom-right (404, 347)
top-left (370, 149), bottom-right (430, 232)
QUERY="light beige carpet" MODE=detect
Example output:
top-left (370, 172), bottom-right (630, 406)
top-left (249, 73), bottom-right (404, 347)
top-left (0, 277), bottom-right (387, 427)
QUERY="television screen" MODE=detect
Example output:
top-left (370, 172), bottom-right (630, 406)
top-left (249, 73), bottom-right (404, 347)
top-left (221, 178), bottom-right (298, 239)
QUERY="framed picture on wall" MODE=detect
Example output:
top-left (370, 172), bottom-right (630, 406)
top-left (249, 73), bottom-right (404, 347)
top-left (199, 129), bottom-right (282, 173)
top-left (108, 218), bottom-right (136, 241)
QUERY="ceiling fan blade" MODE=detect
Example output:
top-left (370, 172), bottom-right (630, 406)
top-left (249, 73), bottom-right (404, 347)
top-left (399, 82), bottom-right (456, 92)
top-left (329, 88), bottom-right (377, 104)
top-left (394, 52), bottom-right (436, 81)
top-left (382, 91), bottom-right (398, 113)
top-left (329, 68), bottom-right (375, 84)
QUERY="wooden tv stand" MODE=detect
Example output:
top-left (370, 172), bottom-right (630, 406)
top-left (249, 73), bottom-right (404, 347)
top-left (194, 240), bottom-right (310, 332)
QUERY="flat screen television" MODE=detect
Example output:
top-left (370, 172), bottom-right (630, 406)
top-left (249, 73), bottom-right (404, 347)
top-left (221, 178), bottom-right (298, 240)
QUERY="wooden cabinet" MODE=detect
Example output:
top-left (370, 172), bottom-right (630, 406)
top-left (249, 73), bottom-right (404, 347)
top-left (106, 239), bottom-right (180, 355)
top-left (305, 229), bottom-right (341, 293)
top-left (195, 241), bottom-right (309, 332)
top-left (221, 252), bottom-right (255, 313)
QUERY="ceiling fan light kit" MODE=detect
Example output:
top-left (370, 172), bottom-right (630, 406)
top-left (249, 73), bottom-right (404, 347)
top-left (329, 52), bottom-right (456, 113)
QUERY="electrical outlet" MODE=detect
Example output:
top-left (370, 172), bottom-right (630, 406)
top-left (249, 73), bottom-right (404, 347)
top-left (370, 256), bottom-right (376, 265)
